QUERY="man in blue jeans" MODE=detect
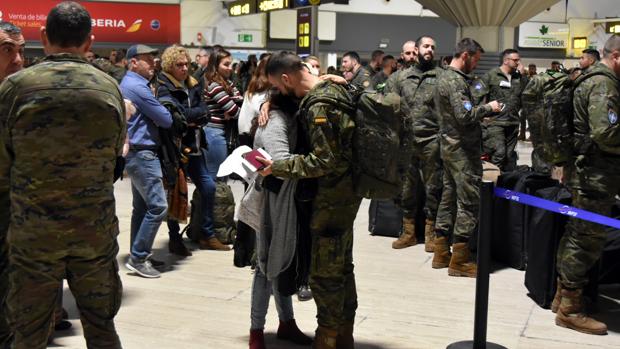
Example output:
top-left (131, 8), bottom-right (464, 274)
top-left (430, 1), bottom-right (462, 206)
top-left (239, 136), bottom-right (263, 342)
top-left (120, 44), bottom-right (172, 278)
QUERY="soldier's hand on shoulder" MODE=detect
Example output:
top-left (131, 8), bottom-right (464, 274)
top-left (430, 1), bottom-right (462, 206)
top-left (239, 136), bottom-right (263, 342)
top-left (487, 100), bottom-right (502, 113)
top-left (320, 74), bottom-right (347, 85)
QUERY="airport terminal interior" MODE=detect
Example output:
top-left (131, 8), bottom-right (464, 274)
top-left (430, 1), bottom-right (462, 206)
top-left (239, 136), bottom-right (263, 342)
top-left (2, 0), bottom-right (620, 348)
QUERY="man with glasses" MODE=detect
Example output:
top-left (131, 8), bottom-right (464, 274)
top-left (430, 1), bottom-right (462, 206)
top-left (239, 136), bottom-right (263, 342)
top-left (481, 48), bottom-right (527, 171)
top-left (120, 44), bottom-right (173, 278)
top-left (193, 45), bottom-right (213, 80)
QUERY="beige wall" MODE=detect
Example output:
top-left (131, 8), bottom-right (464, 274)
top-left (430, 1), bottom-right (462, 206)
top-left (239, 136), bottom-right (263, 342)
top-left (461, 26), bottom-right (515, 52)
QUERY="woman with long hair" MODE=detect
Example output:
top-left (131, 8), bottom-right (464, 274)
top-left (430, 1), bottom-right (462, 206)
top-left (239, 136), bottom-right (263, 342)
top-left (238, 54), bottom-right (271, 147)
top-left (203, 49), bottom-right (243, 179)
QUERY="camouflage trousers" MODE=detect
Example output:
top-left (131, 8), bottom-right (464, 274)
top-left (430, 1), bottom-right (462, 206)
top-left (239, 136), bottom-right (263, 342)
top-left (526, 113), bottom-right (552, 174)
top-left (398, 159), bottom-right (421, 220)
top-left (6, 230), bottom-right (122, 349)
top-left (557, 153), bottom-right (620, 289)
top-left (416, 138), bottom-right (443, 220)
top-left (0, 236), bottom-right (11, 348)
top-left (309, 199), bottom-right (362, 330)
top-left (435, 153), bottom-right (481, 242)
top-left (484, 124), bottom-right (519, 172)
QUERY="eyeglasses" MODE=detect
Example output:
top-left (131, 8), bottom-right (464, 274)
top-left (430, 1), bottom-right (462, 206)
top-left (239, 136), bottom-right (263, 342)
top-left (175, 62), bottom-right (189, 68)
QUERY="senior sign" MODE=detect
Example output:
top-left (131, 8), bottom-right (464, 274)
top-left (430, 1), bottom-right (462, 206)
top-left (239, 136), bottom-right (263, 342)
top-left (0, 0), bottom-right (180, 45)
top-left (518, 22), bottom-right (569, 49)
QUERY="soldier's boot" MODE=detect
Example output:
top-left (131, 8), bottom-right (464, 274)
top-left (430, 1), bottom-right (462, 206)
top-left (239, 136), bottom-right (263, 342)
top-left (199, 236), bottom-right (231, 251)
top-left (336, 322), bottom-right (354, 349)
top-left (249, 329), bottom-right (266, 349)
top-left (448, 243), bottom-right (477, 278)
top-left (424, 220), bottom-right (435, 253)
top-left (392, 217), bottom-right (417, 249)
top-left (551, 278), bottom-right (562, 313)
top-left (431, 236), bottom-right (451, 269)
top-left (312, 326), bottom-right (338, 349)
top-left (555, 288), bottom-right (608, 335)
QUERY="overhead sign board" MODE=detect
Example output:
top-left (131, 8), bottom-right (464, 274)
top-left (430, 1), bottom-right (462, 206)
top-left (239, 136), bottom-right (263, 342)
top-left (0, 0), bottom-right (180, 45)
top-left (228, 0), bottom-right (256, 17)
top-left (296, 7), bottom-right (312, 55)
top-left (518, 22), bottom-right (569, 49)
top-left (257, 0), bottom-right (290, 12)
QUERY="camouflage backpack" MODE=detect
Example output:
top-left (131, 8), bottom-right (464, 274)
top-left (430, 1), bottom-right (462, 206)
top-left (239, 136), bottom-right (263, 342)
top-left (185, 182), bottom-right (236, 244)
top-left (539, 69), bottom-right (618, 164)
top-left (301, 85), bottom-right (403, 199)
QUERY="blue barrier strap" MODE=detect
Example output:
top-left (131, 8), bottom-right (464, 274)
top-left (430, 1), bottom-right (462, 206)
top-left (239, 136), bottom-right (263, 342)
top-left (494, 187), bottom-right (620, 230)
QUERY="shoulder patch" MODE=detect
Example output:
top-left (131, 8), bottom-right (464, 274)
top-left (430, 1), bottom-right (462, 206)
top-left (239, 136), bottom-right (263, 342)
top-left (463, 100), bottom-right (473, 111)
top-left (609, 109), bottom-right (618, 125)
top-left (474, 83), bottom-right (482, 90)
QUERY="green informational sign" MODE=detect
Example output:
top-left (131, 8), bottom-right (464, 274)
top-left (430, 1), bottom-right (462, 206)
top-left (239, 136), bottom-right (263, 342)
top-left (238, 34), bottom-right (253, 43)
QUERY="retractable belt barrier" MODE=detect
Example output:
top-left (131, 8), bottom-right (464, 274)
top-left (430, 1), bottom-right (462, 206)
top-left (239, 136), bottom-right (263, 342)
top-left (494, 187), bottom-right (620, 229)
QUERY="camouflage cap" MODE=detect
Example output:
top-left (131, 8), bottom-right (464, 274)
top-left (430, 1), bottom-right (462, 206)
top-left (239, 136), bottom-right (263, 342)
top-left (126, 44), bottom-right (158, 60)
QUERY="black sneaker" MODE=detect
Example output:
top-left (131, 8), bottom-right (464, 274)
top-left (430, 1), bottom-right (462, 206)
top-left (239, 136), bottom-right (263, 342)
top-left (297, 286), bottom-right (313, 302)
top-left (126, 258), bottom-right (161, 278)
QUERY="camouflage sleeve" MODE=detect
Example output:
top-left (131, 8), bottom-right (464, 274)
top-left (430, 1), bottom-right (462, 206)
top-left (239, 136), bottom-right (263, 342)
top-left (0, 80), bottom-right (16, 238)
top-left (445, 78), bottom-right (492, 126)
top-left (521, 76), bottom-right (540, 113)
top-left (587, 76), bottom-right (620, 151)
top-left (271, 102), bottom-right (342, 179)
top-left (383, 70), bottom-right (399, 94)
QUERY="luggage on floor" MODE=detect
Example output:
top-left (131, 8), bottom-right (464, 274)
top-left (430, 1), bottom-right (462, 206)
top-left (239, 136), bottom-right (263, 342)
top-left (493, 167), bottom-right (559, 270)
top-left (368, 199), bottom-right (403, 237)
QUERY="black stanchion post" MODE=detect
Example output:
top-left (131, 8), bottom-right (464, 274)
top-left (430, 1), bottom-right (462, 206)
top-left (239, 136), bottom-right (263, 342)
top-left (447, 180), bottom-right (507, 349)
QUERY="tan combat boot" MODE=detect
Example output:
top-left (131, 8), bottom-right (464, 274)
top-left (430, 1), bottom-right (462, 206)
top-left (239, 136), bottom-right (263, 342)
top-left (199, 237), bottom-right (231, 251)
top-left (392, 217), bottom-right (417, 249)
top-left (551, 278), bottom-right (562, 313)
top-left (448, 242), bottom-right (477, 277)
top-left (432, 236), bottom-right (451, 269)
top-left (337, 322), bottom-right (354, 349)
top-left (424, 219), bottom-right (435, 253)
top-left (555, 288), bottom-right (608, 335)
top-left (313, 326), bottom-right (338, 349)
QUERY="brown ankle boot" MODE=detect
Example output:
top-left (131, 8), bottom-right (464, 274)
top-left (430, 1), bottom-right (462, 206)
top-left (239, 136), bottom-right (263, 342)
top-left (313, 326), bottom-right (338, 349)
top-left (448, 242), bottom-right (477, 277)
top-left (392, 217), bottom-right (417, 249)
top-left (424, 220), bottom-right (435, 253)
top-left (432, 236), bottom-right (451, 269)
top-left (249, 329), bottom-right (266, 349)
top-left (551, 278), bottom-right (562, 313)
top-left (277, 319), bottom-right (313, 345)
top-left (555, 288), bottom-right (608, 335)
top-left (337, 322), bottom-right (354, 349)
top-left (199, 236), bottom-right (231, 251)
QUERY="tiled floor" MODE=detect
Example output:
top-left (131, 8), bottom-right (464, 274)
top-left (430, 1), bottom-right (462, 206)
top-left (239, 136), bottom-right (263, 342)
top-left (49, 140), bottom-right (619, 349)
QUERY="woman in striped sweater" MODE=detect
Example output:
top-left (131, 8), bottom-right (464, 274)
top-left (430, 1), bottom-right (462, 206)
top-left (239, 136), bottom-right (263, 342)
top-left (203, 49), bottom-right (244, 178)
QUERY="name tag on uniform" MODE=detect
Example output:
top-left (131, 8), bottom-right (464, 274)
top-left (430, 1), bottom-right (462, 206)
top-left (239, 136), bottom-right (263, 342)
top-left (499, 80), bottom-right (511, 88)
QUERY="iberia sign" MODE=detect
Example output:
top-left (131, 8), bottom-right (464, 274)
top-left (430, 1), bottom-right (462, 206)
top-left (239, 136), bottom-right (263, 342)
top-left (0, 0), bottom-right (180, 45)
top-left (518, 22), bottom-right (569, 49)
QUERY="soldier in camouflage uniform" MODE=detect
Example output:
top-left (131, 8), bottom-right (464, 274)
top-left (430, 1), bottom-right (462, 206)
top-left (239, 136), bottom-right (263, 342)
top-left (342, 51), bottom-right (371, 90)
top-left (259, 51), bottom-right (362, 349)
top-left (552, 34), bottom-right (620, 336)
top-left (0, 3), bottom-right (125, 348)
top-left (433, 38), bottom-right (501, 277)
top-left (387, 36), bottom-right (443, 253)
top-left (481, 49), bottom-right (527, 171)
top-left (0, 20), bottom-right (24, 349)
top-left (520, 70), bottom-right (566, 174)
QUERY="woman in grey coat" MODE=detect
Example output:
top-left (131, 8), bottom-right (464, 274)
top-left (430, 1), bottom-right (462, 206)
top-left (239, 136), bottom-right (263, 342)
top-left (248, 97), bottom-right (312, 349)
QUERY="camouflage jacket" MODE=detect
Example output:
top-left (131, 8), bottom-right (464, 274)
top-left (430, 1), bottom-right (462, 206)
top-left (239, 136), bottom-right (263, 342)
top-left (481, 66), bottom-right (527, 125)
top-left (572, 62), bottom-right (620, 155)
top-left (350, 66), bottom-right (371, 91)
top-left (435, 67), bottom-right (493, 158)
top-left (520, 70), bottom-right (565, 128)
top-left (271, 80), bottom-right (359, 208)
top-left (0, 54), bottom-right (125, 241)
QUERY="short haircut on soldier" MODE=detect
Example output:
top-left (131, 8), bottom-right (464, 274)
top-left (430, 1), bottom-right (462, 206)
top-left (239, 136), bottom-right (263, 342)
top-left (265, 51), bottom-right (305, 76)
top-left (371, 50), bottom-right (384, 61)
top-left (415, 35), bottom-right (434, 48)
top-left (46, 1), bottom-right (91, 48)
top-left (454, 38), bottom-right (484, 58)
top-left (0, 21), bottom-right (22, 36)
top-left (582, 48), bottom-right (600, 61)
top-left (381, 55), bottom-right (395, 68)
top-left (501, 48), bottom-right (519, 59)
top-left (604, 34), bottom-right (620, 56)
top-left (343, 51), bottom-right (361, 63)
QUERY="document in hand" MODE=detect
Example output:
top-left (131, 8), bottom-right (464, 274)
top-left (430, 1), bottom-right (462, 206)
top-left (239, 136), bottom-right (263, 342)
top-left (217, 145), bottom-right (272, 183)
